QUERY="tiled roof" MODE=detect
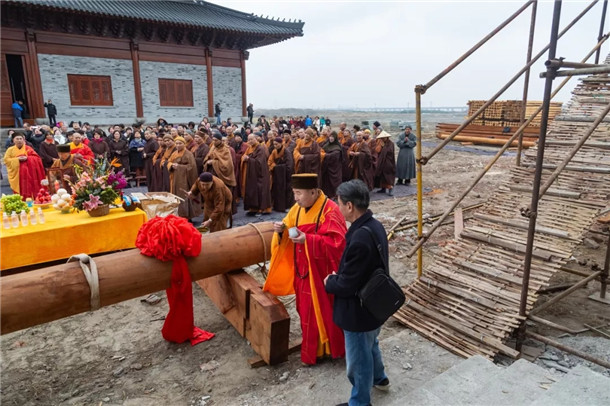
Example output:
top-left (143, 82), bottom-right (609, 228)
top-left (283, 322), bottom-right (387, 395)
top-left (4, 0), bottom-right (304, 40)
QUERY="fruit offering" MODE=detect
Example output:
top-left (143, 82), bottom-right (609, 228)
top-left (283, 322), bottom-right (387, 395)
top-left (51, 188), bottom-right (74, 212)
top-left (1, 194), bottom-right (29, 215)
top-left (35, 187), bottom-right (52, 204)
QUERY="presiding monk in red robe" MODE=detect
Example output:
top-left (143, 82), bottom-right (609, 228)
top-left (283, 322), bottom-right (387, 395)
top-left (69, 132), bottom-right (95, 164)
top-left (264, 173), bottom-right (347, 365)
top-left (4, 132), bottom-right (46, 199)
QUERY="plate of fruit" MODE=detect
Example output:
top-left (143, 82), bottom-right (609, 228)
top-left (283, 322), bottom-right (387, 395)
top-left (34, 187), bottom-right (52, 209)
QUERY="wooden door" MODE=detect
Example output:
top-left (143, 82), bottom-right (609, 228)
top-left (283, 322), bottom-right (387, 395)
top-left (1, 53), bottom-right (15, 127)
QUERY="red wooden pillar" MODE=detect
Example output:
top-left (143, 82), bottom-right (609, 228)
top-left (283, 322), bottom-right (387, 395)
top-left (24, 29), bottom-right (44, 121)
top-left (130, 41), bottom-right (144, 119)
top-left (240, 50), bottom-right (248, 117)
top-left (205, 48), bottom-right (214, 117)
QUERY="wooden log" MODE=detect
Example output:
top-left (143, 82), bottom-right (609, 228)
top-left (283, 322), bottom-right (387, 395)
top-left (1, 222), bottom-right (275, 335)
top-left (437, 134), bottom-right (536, 147)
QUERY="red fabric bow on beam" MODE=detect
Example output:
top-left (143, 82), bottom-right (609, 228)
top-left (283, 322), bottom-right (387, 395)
top-left (136, 215), bottom-right (214, 345)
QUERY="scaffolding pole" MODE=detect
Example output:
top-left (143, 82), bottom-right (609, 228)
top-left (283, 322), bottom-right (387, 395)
top-left (516, 0), bottom-right (562, 353)
top-left (517, 0), bottom-right (538, 167)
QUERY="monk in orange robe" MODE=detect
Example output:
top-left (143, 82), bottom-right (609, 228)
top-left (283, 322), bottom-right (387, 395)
top-left (264, 174), bottom-right (347, 365)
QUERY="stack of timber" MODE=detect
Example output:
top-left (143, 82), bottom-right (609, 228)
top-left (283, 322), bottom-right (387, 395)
top-left (438, 100), bottom-right (564, 147)
top-left (435, 123), bottom-right (540, 147)
top-left (396, 54), bottom-right (610, 360)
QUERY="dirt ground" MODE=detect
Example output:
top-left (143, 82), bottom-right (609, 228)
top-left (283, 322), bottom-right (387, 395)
top-left (1, 113), bottom-right (608, 405)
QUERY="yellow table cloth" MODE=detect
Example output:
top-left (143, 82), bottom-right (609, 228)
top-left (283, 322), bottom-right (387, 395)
top-left (0, 207), bottom-right (147, 271)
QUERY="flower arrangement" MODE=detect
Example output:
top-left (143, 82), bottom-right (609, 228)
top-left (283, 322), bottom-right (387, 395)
top-left (69, 157), bottom-right (127, 212)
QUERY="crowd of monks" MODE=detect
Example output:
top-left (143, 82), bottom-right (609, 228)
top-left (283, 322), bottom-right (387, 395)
top-left (4, 117), bottom-right (414, 221)
top-left (143, 119), bottom-right (402, 219)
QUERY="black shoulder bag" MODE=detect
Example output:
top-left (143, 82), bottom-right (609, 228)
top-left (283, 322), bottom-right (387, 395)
top-left (357, 226), bottom-right (406, 322)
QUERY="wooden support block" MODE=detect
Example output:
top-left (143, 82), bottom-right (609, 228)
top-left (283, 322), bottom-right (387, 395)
top-left (248, 339), bottom-right (302, 368)
top-left (197, 269), bottom-right (290, 366)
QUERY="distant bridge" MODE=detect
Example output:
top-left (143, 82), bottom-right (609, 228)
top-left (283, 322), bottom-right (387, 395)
top-left (332, 107), bottom-right (467, 113)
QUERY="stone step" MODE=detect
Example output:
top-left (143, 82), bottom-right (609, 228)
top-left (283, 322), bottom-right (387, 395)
top-left (388, 354), bottom-right (500, 406)
top-left (468, 358), bottom-right (556, 406)
top-left (228, 328), bottom-right (462, 406)
top-left (530, 364), bottom-right (610, 406)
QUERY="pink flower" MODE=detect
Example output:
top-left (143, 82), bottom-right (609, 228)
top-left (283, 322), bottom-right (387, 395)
top-left (83, 194), bottom-right (101, 211)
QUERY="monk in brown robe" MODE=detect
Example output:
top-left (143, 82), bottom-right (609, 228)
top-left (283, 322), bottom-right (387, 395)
top-left (142, 131), bottom-right (159, 191)
top-left (268, 137), bottom-right (294, 212)
top-left (347, 131), bottom-right (375, 190)
top-left (50, 144), bottom-right (88, 192)
top-left (316, 127), bottom-right (329, 146)
top-left (321, 132), bottom-right (343, 199)
top-left (293, 128), bottom-right (324, 181)
top-left (225, 126), bottom-right (237, 150)
top-left (283, 131), bottom-right (296, 154)
top-left (192, 132), bottom-right (210, 175)
top-left (167, 136), bottom-right (202, 219)
top-left (184, 133), bottom-right (195, 152)
top-left (373, 131), bottom-right (397, 196)
top-left (188, 171), bottom-right (234, 316)
top-left (340, 129), bottom-right (355, 182)
top-left (39, 132), bottom-right (59, 168)
top-left (203, 131), bottom-right (237, 190)
top-left (188, 172), bottom-right (232, 232)
top-left (150, 135), bottom-right (168, 192)
top-left (232, 134), bottom-right (248, 200)
top-left (241, 134), bottom-right (271, 216)
top-left (158, 135), bottom-right (176, 192)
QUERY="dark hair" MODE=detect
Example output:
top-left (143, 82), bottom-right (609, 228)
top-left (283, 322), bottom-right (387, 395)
top-left (336, 180), bottom-right (370, 210)
top-left (12, 131), bottom-right (25, 140)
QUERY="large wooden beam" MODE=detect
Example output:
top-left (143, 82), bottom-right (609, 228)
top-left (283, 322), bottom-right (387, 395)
top-left (0, 222), bottom-right (274, 335)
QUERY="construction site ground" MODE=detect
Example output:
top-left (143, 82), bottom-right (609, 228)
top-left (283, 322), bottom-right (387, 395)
top-left (1, 118), bottom-right (608, 405)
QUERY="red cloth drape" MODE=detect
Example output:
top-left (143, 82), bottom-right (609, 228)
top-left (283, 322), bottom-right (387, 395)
top-left (136, 215), bottom-right (214, 345)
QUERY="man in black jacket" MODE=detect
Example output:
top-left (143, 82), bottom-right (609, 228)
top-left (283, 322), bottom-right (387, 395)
top-left (324, 179), bottom-right (389, 406)
top-left (44, 99), bottom-right (57, 127)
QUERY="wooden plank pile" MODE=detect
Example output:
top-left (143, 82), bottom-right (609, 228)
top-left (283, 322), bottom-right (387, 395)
top-left (397, 54), bottom-right (610, 360)
top-left (438, 100), bottom-right (564, 148)
top-left (436, 123), bottom-right (540, 147)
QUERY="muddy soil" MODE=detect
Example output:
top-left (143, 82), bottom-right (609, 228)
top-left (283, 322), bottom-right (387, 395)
top-left (2, 113), bottom-right (608, 405)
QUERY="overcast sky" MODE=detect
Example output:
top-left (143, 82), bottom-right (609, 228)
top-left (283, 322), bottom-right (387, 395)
top-left (215, 1), bottom-right (608, 109)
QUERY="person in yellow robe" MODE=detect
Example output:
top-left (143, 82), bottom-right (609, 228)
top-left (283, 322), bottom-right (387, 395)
top-left (263, 173), bottom-right (347, 365)
top-left (4, 132), bottom-right (46, 199)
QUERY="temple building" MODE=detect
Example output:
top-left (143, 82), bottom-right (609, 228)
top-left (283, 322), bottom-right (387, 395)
top-left (0, 0), bottom-right (303, 126)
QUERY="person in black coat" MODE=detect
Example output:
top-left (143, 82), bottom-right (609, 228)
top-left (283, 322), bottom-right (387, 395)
top-left (44, 99), bottom-right (57, 127)
top-left (324, 179), bottom-right (390, 406)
